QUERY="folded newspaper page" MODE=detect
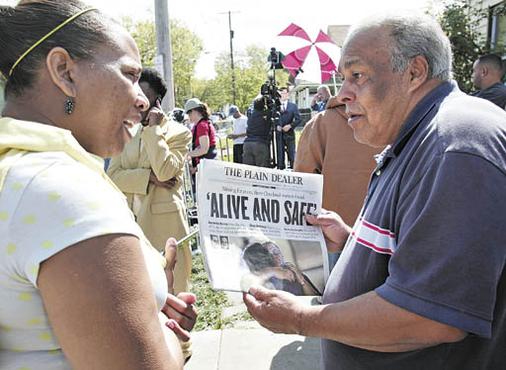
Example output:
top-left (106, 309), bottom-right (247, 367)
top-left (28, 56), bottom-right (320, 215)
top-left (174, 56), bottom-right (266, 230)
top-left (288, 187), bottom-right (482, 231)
top-left (196, 160), bottom-right (329, 296)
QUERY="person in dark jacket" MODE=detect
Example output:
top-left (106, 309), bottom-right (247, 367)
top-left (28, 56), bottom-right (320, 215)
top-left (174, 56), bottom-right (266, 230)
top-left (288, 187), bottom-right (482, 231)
top-left (471, 54), bottom-right (506, 109)
top-left (276, 87), bottom-right (301, 169)
top-left (243, 97), bottom-right (272, 167)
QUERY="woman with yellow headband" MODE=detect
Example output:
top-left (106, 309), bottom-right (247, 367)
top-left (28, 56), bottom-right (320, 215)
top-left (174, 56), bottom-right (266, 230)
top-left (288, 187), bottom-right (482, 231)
top-left (0, 1), bottom-right (196, 369)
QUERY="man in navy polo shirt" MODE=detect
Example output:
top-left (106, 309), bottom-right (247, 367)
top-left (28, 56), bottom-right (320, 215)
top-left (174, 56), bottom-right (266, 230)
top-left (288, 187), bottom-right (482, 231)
top-left (244, 12), bottom-right (506, 370)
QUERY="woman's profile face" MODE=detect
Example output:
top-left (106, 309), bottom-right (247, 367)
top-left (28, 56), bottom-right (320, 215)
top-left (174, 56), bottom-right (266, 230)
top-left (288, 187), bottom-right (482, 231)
top-left (70, 26), bottom-right (149, 157)
top-left (188, 109), bottom-right (201, 124)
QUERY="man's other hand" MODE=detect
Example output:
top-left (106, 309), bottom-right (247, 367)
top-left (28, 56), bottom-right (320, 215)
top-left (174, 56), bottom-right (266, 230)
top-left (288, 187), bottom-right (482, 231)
top-left (243, 286), bottom-right (304, 335)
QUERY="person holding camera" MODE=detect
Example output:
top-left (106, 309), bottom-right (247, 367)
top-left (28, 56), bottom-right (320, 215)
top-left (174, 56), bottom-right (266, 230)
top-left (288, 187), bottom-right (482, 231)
top-left (108, 68), bottom-right (193, 295)
top-left (276, 87), bottom-right (301, 170)
top-left (243, 97), bottom-right (272, 167)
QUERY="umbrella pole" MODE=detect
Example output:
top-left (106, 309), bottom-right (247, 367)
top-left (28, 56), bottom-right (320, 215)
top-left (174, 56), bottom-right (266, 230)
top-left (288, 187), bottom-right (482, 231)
top-left (332, 71), bottom-right (338, 95)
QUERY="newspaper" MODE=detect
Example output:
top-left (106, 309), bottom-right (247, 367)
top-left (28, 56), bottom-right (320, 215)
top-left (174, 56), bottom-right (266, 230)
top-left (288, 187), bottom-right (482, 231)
top-left (196, 160), bottom-right (329, 296)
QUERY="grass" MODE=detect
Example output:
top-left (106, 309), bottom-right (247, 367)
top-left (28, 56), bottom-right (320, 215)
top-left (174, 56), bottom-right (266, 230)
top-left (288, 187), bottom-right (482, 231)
top-left (216, 135), bottom-right (234, 162)
top-left (190, 253), bottom-right (253, 331)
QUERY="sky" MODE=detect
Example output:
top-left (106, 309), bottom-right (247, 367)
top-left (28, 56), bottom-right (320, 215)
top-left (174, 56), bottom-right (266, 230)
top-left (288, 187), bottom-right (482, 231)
top-left (4, 0), bottom-right (435, 79)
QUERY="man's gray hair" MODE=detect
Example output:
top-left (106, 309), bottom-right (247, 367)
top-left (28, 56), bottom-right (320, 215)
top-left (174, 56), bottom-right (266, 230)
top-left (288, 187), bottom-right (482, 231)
top-left (344, 12), bottom-right (452, 81)
top-left (317, 84), bottom-right (331, 92)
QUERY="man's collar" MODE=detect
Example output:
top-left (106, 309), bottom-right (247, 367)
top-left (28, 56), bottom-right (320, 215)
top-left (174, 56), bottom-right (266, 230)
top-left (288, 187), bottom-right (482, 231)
top-left (387, 80), bottom-right (456, 158)
top-left (482, 81), bottom-right (505, 90)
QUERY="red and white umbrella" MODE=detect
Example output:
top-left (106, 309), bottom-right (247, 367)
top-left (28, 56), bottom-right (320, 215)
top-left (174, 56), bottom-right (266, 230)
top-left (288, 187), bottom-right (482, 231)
top-left (277, 23), bottom-right (340, 84)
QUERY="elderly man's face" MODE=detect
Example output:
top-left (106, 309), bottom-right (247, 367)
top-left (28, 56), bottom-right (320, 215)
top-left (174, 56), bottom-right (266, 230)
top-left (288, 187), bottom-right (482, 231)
top-left (318, 87), bottom-right (330, 100)
top-left (337, 28), bottom-right (412, 147)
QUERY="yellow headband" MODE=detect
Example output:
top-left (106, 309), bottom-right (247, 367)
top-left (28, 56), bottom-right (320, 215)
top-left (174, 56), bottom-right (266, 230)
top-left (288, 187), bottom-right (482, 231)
top-left (9, 7), bottom-right (98, 77)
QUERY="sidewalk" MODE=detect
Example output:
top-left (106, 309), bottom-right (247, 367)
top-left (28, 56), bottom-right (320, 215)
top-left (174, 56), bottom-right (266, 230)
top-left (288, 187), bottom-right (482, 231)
top-left (186, 293), bottom-right (321, 370)
top-left (186, 321), bottom-right (321, 370)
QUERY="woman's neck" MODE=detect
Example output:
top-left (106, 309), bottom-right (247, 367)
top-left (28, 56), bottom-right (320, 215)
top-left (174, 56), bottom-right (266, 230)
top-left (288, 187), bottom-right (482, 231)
top-left (193, 115), bottom-right (204, 124)
top-left (2, 98), bottom-right (57, 127)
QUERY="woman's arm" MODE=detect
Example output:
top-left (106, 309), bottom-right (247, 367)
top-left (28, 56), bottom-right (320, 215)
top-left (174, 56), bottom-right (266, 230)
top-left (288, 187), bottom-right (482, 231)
top-left (282, 262), bottom-right (320, 296)
top-left (188, 135), bottom-right (210, 158)
top-left (38, 234), bottom-right (183, 370)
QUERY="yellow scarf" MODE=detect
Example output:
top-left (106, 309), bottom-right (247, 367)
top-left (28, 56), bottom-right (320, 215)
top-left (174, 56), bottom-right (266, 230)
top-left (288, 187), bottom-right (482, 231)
top-left (0, 117), bottom-right (167, 268)
top-left (0, 117), bottom-right (119, 192)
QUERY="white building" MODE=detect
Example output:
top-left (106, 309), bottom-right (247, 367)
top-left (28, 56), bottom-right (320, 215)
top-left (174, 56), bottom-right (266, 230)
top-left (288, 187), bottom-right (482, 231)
top-left (469, 0), bottom-right (506, 57)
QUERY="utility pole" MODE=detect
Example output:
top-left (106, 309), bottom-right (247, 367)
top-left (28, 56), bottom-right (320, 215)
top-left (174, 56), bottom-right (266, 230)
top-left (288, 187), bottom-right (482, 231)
top-left (220, 11), bottom-right (239, 105)
top-left (228, 11), bottom-right (236, 105)
top-left (154, 0), bottom-right (175, 111)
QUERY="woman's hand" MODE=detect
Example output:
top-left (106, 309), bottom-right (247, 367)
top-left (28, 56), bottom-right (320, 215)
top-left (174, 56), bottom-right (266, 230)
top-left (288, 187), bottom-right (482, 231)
top-left (282, 262), bottom-right (305, 285)
top-left (162, 292), bottom-right (197, 342)
top-left (162, 237), bottom-right (198, 342)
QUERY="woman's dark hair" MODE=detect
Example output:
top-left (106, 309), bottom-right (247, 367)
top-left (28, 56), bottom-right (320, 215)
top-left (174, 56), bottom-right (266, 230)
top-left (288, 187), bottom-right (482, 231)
top-left (242, 242), bottom-right (278, 272)
top-left (193, 103), bottom-right (210, 120)
top-left (140, 68), bottom-right (167, 100)
top-left (0, 0), bottom-right (116, 98)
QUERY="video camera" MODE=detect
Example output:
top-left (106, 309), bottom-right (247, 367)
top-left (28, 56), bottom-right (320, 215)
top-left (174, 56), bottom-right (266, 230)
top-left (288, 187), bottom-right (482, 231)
top-left (260, 47), bottom-right (284, 124)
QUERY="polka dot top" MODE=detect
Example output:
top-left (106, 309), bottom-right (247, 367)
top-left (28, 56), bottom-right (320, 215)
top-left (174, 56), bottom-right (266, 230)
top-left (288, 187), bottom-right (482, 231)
top-left (0, 151), bottom-right (168, 370)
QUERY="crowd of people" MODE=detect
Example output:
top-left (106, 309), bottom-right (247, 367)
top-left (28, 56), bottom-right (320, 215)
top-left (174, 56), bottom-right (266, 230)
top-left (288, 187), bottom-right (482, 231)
top-left (225, 87), bottom-right (304, 170)
top-left (0, 1), bottom-right (505, 370)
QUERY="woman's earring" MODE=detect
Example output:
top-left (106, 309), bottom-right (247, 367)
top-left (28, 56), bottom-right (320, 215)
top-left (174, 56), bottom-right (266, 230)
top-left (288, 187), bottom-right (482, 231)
top-left (64, 97), bottom-right (75, 115)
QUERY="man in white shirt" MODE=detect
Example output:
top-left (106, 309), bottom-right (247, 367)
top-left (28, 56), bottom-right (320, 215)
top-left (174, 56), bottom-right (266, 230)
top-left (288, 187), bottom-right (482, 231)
top-left (227, 105), bottom-right (248, 163)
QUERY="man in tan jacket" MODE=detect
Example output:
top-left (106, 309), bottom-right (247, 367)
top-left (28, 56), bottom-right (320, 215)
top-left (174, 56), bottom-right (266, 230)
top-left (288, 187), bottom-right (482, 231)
top-left (295, 95), bottom-right (380, 226)
top-left (108, 68), bottom-right (192, 294)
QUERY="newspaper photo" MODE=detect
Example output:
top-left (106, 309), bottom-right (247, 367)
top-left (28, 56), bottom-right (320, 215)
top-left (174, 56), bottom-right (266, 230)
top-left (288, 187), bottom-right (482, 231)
top-left (196, 160), bottom-right (329, 296)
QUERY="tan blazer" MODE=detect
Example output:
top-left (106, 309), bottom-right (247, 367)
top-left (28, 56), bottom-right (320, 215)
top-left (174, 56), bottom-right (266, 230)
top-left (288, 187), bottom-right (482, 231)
top-left (108, 119), bottom-right (192, 293)
top-left (295, 97), bottom-right (381, 226)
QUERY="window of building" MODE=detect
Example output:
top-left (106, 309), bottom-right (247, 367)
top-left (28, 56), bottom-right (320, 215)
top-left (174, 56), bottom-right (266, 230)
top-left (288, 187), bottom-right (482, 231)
top-left (489, 2), bottom-right (506, 52)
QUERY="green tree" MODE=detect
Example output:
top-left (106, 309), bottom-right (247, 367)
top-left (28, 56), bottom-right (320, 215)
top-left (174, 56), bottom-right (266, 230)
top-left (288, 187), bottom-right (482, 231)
top-left (122, 18), bottom-right (157, 68)
top-left (123, 18), bottom-right (203, 107)
top-left (203, 45), bottom-right (289, 113)
top-left (170, 19), bottom-right (203, 105)
top-left (437, 1), bottom-right (485, 92)
top-left (192, 77), bottom-right (228, 112)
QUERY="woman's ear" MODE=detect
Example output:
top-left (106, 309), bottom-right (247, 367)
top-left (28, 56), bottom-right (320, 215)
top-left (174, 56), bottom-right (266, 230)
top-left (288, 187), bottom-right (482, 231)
top-left (45, 47), bottom-right (77, 97)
